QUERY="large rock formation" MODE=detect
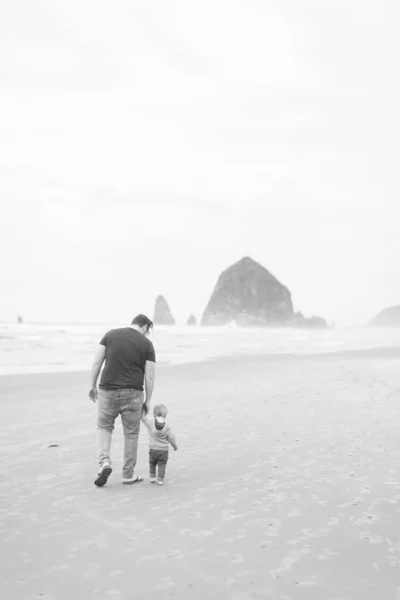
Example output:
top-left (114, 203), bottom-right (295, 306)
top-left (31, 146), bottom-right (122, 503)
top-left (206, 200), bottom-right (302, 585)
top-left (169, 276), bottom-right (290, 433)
top-left (153, 295), bottom-right (175, 325)
top-left (368, 305), bottom-right (400, 327)
top-left (201, 257), bottom-right (294, 326)
top-left (186, 314), bottom-right (197, 326)
top-left (201, 257), bottom-right (326, 328)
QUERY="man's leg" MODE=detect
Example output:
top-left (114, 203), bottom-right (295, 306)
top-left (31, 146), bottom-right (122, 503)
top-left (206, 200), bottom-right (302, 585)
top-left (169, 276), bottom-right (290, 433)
top-left (96, 389), bottom-right (119, 486)
top-left (156, 451), bottom-right (169, 485)
top-left (120, 389), bottom-right (144, 481)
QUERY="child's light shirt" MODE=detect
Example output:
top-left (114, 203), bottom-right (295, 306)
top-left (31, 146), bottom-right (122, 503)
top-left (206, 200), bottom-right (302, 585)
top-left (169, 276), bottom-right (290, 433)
top-left (142, 415), bottom-right (176, 451)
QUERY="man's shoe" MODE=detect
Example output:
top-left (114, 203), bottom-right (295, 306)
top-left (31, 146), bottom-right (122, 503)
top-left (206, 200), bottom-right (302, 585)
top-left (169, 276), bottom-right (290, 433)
top-left (149, 477), bottom-right (156, 483)
top-left (122, 474), bottom-right (143, 485)
top-left (94, 463), bottom-right (112, 487)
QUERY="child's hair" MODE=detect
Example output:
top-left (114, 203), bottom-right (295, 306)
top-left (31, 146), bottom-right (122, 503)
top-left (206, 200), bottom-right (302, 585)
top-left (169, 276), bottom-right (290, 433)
top-left (153, 404), bottom-right (168, 418)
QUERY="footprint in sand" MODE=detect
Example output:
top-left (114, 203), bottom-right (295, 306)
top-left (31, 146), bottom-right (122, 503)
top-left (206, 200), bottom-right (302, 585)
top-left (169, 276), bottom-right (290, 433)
top-left (153, 576), bottom-right (176, 591)
top-left (294, 577), bottom-right (317, 587)
top-left (360, 532), bottom-right (383, 544)
top-left (387, 555), bottom-right (400, 567)
top-left (354, 512), bottom-right (380, 526)
top-left (319, 546), bottom-right (338, 560)
top-left (221, 509), bottom-right (239, 522)
top-left (257, 540), bottom-right (271, 549)
top-left (265, 518), bottom-right (281, 536)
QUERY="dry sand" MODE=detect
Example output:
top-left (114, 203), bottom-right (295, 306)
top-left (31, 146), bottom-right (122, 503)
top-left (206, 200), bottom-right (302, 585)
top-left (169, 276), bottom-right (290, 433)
top-left (1, 350), bottom-right (400, 600)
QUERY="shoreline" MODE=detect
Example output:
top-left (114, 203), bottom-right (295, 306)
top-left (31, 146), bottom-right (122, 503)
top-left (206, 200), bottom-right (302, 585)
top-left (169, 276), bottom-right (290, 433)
top-left (1, 344), bottom-right (400, 380)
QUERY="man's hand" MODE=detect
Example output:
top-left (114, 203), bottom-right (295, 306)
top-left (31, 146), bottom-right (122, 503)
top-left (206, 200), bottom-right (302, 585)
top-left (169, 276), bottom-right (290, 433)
top-left (89, 387), bottom-right (98, 403)
top-left (142, 400), bottom-right (151, 416)
top-left (89, 345), bottom-right (106, 404)
top-left (173, 446), bottom-right (178, 451)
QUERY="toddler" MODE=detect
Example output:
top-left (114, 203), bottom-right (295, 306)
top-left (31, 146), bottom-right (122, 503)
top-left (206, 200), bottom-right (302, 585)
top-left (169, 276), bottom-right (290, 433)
top-left (141, 403), bottom-right (178, 485)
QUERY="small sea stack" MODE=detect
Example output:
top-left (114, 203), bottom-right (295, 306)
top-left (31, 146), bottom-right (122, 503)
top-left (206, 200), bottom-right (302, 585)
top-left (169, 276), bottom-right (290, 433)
top-left (153, 295), bottom-right (175, 326)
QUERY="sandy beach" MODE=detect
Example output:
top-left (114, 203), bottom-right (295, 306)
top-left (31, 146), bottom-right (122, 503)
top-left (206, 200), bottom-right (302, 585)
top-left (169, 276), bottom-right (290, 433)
top-left (2, 350), bottom-right (400, 600)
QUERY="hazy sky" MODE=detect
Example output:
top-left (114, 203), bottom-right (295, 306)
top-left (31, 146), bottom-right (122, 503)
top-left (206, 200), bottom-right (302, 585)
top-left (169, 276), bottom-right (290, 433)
top-left (1, 0), bottom-right (399, 325)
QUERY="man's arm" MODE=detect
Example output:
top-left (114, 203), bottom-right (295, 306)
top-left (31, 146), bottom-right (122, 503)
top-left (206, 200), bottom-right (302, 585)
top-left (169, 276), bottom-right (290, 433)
top-left (143, 360), bottom-right (155, 413)
top-left (89, 345), bottom-right (106, 402)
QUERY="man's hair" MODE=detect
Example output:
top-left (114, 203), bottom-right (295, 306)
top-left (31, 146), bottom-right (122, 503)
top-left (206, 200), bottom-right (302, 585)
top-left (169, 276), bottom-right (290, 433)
top-left (131, 314), bottom-right (153, 330)
top-left (153, 404), bottom-right (168, 418)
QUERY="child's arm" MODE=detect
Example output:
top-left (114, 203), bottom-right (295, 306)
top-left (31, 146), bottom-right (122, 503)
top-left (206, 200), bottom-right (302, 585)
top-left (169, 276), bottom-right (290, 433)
top-left (167, 429), bottom-right (178, 451)
top-left (141, 410), bottom-right (151, 428)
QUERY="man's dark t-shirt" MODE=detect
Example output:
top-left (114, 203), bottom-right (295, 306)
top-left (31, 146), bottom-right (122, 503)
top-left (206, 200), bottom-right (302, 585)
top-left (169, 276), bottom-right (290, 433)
top-left (99, 327), bottom-right (156, 391)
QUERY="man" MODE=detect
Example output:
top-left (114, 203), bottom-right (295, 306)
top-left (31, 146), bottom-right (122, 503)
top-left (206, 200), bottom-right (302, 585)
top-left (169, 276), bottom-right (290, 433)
top-left (89, 314), bottom-right (156, 487)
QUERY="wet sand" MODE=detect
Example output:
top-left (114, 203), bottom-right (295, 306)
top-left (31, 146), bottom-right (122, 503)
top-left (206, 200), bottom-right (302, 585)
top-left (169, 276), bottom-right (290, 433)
top-left (1, 350), bottom-right (400, 599)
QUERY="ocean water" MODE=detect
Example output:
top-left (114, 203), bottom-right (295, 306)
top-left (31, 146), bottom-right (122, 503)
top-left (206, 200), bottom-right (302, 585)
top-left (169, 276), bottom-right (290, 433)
top-left (0, 322), bottom-right (400, 377)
